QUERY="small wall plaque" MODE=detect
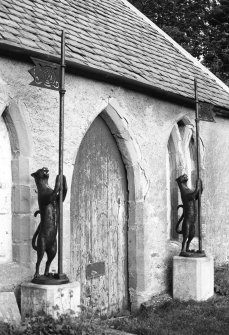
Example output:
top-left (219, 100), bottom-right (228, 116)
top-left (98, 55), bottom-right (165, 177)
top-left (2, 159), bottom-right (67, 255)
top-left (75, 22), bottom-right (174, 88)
top-left (86, 261), bottom-right (105, 280)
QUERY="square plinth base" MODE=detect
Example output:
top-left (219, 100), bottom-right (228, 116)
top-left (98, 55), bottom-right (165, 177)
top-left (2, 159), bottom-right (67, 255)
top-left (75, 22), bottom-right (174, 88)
top-left (0, 292), bottom-right (21, 325)
top-left (173, 256), bottom-right (214, 301)
top-left (21, 281), bottom-right (80, 320)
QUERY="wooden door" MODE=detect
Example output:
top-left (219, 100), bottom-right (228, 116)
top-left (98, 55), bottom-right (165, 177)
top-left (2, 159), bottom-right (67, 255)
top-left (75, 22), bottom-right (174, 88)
top-left (71, 116), bottom-right (129, 315)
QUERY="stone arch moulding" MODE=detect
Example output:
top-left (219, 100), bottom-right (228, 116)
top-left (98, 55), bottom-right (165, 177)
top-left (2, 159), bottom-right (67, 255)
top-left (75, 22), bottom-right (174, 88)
top-left (168, 116), bottom-right (195, 178)
top-left (168, 115), bottom-right (205, 178)
top-left (167, 115), bottom-right (204, 242)
top-left (70, 99), bottom-right (146, 310)
top-left (1, 100), bottom-right (32, 266)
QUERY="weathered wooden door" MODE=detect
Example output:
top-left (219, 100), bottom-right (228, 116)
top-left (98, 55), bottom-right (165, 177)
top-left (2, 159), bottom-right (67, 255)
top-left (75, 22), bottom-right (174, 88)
top-left (71, 116), bottom-right (129, 314)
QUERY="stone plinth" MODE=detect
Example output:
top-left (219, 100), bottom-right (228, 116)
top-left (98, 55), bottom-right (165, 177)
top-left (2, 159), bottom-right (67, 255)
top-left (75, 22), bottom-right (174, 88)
top-left (21, 281), bottom-right (80, 320)
top-left (0, 292), bottom-right (21, 325)
top-left (173, 256), bottom-right (214, 301)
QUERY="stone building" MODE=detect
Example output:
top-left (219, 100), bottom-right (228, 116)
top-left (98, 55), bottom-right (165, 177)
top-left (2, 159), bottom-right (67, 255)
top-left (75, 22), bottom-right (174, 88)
top-left (1, 0), bottom-right (229, 313)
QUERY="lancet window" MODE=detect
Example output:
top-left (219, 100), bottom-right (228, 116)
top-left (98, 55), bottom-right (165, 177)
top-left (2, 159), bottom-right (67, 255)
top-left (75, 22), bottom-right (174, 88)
top-left (167, 119), bottom-right (197, 240)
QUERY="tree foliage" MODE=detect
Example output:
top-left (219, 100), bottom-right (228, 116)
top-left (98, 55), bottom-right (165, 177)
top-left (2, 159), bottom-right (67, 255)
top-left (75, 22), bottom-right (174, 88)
top-left (129, 0), bottom-right (212, 58)
top-left (129, 0), bottom-right (229, 85)
top-left (203, 0), bottom-right (229, 84)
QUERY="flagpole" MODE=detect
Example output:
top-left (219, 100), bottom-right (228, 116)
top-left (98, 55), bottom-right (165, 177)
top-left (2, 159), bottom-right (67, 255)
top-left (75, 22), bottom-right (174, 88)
top-left (194, 78), bottom-right (202, 253)
top-left (58, 30), bottom-right (66, 275)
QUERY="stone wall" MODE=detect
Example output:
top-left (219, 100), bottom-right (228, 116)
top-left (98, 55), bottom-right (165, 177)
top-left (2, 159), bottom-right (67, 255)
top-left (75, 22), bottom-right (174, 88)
top-left (0, 55), bottom-right (229, 308)
top-left (201, 117), bottom-right (229, 264)
top-left (0, 115), bottom-right (12, 263)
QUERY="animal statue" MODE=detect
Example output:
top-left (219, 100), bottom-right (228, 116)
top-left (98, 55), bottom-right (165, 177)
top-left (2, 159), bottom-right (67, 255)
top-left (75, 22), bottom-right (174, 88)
top-left (31, 167), bottom-right (67, 278)
top-left (176, 174), bottom-right (202, 255)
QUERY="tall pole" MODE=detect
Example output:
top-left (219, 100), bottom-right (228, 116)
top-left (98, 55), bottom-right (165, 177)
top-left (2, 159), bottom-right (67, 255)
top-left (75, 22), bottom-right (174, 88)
top-left (58, 30), bottom-right (66, 275)
top-left (194, 78), bottom-right (202, 253)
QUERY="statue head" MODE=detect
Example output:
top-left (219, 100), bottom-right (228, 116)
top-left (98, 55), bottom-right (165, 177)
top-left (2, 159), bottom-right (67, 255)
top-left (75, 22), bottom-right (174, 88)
top-left (176, 174), bottom-right (188, 184)
top-left (31, 167), bottom-right (49, 182)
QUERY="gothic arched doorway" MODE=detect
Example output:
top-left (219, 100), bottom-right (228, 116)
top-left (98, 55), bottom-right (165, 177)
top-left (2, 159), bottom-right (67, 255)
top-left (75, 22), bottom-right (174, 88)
top-left (71, 115), bottom-right (129, 315)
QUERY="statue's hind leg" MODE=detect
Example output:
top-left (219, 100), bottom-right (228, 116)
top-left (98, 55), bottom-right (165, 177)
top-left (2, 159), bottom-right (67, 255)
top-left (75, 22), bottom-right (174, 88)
top-left (181, 221), bottom-right (189, 254)
top-left (44, 240), bottom-right (57, 276)
top-left (186, 237), bottom-right (193, 252)
top-left (35, 249), bottom-right (45, 278)
top-left (181, 236), bottom-right (187, 253)
top-left (34, 238), bottom-right (45, 277)
top-left (186, 224), bottom-right (195, 252)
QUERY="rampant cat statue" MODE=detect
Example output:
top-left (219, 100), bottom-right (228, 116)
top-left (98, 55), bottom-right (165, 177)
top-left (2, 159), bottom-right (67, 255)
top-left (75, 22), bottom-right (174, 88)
top-left (176, 174), bottom-right (202, 256)
top-left (31, 167), bottom-right (67, 279)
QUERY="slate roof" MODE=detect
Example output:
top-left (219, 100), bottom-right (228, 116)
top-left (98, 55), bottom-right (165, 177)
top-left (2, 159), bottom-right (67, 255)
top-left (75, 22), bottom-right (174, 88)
top-left (1, 0), bottom-right (229, 110)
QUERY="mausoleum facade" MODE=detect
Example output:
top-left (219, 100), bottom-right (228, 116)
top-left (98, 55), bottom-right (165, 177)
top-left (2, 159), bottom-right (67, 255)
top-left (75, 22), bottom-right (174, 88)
top-left (1, 0), bottom-right (229, 312)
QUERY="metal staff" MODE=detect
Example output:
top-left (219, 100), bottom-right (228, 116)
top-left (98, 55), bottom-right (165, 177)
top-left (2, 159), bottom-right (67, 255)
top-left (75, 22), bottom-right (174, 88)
top-left (194, 78), bottom-right (202, 253)
top-left (58, 30), bottom-right (66, 275)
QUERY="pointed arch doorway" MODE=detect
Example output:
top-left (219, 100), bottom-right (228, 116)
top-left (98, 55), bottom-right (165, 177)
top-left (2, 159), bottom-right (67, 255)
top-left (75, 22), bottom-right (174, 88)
top-left (70, 115), bottom-right (129, 315)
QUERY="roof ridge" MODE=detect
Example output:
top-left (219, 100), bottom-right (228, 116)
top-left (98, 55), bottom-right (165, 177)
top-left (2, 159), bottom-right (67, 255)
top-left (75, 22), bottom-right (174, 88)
top-left (121, 0), bottom-right (229, 95)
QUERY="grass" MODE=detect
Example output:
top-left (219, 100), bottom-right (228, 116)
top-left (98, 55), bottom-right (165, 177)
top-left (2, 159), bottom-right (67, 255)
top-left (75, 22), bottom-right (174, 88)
top-left (109, 295), bottom-right (229, 335)
top-left (2, 266), bottom-right (229, 334)
top-left (2, 295), bottom-right (229, 334)
top-left (108, 265), bottom-right (229, 334)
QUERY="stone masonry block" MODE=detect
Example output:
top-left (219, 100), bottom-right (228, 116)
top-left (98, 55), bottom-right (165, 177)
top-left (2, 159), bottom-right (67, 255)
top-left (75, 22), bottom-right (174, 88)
top-left (21, 282), bottom-right (81, 320)
top-left (128, 200), bottom-right (144, 229)
top-left (13, 243), bottom-right (31, 265)
top-left (12, 185), bottom-right (31, 213)
top-left (0, 292), bottom-right (21, 325)
top-left (128, 201), bottom-right (144, 258)
top-left (126, 165), bottom-right (144, 201)
top-left (12, 214), bottom-right (33, 242)
top-left (0, 262), bottom-right (32, 292)
top-left (11, 157), bottom-right (30, 185)
top-left (173, 256), bottom-right (214, 301)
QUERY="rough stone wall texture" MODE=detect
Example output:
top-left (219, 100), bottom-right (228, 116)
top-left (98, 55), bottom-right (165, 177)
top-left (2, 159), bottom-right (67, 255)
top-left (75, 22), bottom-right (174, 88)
top-left (201, 117), bottom-right (229, 264)
top-left (0, 115), bottom-right (12, 263)
top-left (0, 55), bottom-right (229, 307)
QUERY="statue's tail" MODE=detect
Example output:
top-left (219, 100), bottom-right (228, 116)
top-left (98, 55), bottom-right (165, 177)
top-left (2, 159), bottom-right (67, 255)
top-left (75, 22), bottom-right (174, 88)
top-left (32, 210), bottom-right (40, 251)
top-left (34, 210), bottom-right (40, 217)
top-left (176, 205), bottom-right (184, 234)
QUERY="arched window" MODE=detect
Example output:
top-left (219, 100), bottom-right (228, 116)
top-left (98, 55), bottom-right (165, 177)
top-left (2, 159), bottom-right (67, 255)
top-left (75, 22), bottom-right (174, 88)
top-left (167, 119), bottom-right (197, 240)
top-left (0, 114), bottom-right (12, 263)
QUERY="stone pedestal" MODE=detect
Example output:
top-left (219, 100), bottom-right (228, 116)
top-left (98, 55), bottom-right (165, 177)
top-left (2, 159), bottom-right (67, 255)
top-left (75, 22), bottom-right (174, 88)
top-left (21, 281), bottom-right (80, 320)
top-left (0, 292), bottom-right (21, 325)
top-left (173, 256), bottom-right (214, 301)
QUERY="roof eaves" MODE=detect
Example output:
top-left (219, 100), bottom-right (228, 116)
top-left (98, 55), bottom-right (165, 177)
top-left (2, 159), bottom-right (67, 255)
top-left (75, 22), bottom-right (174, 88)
top-left (1, 39), bottom-right (229, 116)
top-left (0, 39), bottom-right (196, 103)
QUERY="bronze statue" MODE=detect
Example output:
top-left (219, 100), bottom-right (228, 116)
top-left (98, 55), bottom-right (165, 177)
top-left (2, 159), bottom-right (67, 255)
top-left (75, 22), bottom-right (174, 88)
top-left (176, 174), bottom-right (202, 256)
top-left (31, 167), bottom-right (67, 278)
